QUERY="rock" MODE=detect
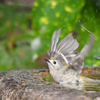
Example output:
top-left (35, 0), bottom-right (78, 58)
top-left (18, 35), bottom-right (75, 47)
top-left (0, 69), bottom-right (100, 100)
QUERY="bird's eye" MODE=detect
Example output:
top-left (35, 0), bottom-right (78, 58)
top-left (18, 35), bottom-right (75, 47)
top-left (53, 61), bottom-right (56, 64)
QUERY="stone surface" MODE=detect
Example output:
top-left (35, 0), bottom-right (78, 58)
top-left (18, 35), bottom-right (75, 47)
top-left (0, 69), bottom-right (100, 100)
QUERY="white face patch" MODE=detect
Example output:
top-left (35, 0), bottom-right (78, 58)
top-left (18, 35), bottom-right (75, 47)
top-left (49, 59), bottom-right (62, 70)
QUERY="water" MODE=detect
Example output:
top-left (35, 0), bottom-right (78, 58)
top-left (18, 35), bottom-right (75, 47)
top-left (42, 72), bottom-right (100, 91)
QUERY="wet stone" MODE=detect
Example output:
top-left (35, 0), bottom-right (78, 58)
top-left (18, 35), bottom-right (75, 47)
top-left (0, 69), bottom-right (100, 100)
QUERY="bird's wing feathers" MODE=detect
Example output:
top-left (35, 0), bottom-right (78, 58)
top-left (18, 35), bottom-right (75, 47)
top-left (71, 33), bottom-right (94, 74)
top-left (78, 33), bottom-right (94, 59)
top-left (50, 29), bottom-right (61, 53)
top-left (49, 29), bottom-right (79, 64)
top-left (49, 28), bottom-right (94, 74)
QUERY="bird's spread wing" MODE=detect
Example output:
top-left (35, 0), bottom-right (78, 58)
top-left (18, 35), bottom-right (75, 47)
top-left (49, 28), bottom-right (79, 65)
top-left (49, 28), bottom-right (94, 74)
top-left (71, 33), bottom-right (94, 74)
top-left (49, 29), bottom-right (61, 54)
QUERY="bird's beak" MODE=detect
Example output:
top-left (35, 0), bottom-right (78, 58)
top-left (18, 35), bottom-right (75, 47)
top-left (44, 59), bottom-right (50, 63)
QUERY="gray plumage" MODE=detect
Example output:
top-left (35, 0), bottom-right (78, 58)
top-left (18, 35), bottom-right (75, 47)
top-left (71, 33), bottom-right (94, 73)
top-left (49, 29), bottom-right (61, 54)
top-left (49, 29), bottom-right (79, 64)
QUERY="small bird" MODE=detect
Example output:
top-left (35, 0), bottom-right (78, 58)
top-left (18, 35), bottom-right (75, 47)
top-left (45, 28), bottom-right (100, 90)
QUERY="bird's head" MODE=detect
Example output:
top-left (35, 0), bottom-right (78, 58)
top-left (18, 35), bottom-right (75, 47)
top-left (45, 58), bottom-right (65, 71)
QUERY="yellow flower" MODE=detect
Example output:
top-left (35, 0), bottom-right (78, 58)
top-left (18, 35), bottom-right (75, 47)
top-left (51, 1), bottom-right (57, 9)
top-left (65, 6), bottom-right (72, 12)
top-left (40, 17), bottom-right (49, 25)
top-left (34, 1), bottom-right (38, 7)
top-left (33, 54), bottom-right (38, 60)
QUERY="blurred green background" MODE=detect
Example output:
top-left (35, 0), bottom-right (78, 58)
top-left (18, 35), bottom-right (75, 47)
top-left (0, 0), bottom-right (100, 71)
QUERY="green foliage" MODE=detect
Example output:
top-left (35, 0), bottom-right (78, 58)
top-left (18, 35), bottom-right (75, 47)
top-left (32, 0), bottom-right (100, 67)
top-left (32, 0), bottom-right (85, 53)
top-left (0, 4), bottom-right (35, 70)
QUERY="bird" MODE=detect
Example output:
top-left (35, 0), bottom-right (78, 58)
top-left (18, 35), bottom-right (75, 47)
top-left (45, 28), bottom-right (100, 90)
